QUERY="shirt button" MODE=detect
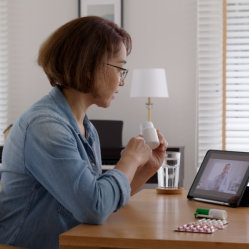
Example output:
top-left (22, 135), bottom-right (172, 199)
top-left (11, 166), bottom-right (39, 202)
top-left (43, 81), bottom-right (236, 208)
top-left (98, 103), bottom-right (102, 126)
top-left (91, 163), bottom-right (96, 167)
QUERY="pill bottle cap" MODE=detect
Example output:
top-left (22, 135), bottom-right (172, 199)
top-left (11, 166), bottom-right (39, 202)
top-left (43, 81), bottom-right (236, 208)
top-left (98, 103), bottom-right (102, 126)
top-left (194, 208), bottom-right (209, 218)
top-left (140, 121), bottom-right (155, 130)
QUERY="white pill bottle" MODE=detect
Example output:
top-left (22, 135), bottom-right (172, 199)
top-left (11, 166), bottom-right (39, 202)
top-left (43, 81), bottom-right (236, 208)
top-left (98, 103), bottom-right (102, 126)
top-left (140, 121), bottom-right (160, 150)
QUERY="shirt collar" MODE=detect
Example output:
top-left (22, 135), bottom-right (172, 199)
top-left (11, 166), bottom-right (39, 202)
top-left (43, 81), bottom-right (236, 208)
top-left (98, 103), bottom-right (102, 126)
top-left (48, 86), bottom-right (93, 139)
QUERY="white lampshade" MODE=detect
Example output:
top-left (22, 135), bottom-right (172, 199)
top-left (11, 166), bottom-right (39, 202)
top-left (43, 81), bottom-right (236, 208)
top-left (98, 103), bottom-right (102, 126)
top-left (130, 68), bottom-right (168, 98)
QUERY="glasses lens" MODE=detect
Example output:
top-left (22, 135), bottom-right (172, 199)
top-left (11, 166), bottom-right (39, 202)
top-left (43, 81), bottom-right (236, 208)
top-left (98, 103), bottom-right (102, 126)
top-left (121, 70), bottom-right (128, 81)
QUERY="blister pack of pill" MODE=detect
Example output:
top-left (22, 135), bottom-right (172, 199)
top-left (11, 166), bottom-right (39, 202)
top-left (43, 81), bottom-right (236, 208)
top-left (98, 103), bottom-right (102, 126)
top-left (175, 218), bottom-right (228, 234)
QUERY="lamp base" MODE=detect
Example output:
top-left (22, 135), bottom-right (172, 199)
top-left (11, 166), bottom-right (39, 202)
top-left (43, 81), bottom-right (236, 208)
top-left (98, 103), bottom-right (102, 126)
top-left (156, 187), bottom-right (184, 195)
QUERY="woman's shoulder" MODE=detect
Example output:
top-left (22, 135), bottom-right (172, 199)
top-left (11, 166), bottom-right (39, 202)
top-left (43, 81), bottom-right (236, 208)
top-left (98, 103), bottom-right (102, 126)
top-left (20, 89), bottom-right (73, 130)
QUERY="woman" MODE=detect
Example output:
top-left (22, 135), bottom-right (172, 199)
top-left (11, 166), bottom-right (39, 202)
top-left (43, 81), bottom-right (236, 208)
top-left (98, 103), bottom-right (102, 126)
top-left (0, 16), bottom-right (167, 249)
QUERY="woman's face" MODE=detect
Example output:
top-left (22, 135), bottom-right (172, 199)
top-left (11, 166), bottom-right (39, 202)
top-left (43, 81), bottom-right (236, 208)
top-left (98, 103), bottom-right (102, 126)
top-left (92, 43), bottom-right (127, 108)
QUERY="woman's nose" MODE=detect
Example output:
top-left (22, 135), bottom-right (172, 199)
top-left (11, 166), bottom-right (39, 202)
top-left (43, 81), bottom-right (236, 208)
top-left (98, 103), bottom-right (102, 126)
top-left (119, 80), bottom-right (125, 86)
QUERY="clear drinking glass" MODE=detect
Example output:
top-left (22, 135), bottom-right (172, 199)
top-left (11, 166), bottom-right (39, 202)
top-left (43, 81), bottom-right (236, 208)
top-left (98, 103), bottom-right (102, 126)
top-left (157, 152), bottom-right (181, 189)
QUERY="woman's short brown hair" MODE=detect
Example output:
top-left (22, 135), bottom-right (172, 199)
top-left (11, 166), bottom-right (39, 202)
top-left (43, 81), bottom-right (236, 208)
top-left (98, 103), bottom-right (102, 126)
top-left (37, 16), bottom-right (132, 93)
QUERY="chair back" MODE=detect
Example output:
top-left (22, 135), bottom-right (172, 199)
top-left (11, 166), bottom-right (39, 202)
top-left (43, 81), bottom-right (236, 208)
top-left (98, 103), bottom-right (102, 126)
top-left (90, 120), bottom-right (123, 148)
top-left (90, 120), bottom-right (124, 165)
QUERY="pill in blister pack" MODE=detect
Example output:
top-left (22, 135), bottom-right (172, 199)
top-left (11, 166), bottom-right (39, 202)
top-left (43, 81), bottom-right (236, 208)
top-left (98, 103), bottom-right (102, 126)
top-left (176, 224), bottom-right (216, 233)
top-left (175, 218), bottom-right (228, 234)
top-left (197, 218), bottom-right (228, 229)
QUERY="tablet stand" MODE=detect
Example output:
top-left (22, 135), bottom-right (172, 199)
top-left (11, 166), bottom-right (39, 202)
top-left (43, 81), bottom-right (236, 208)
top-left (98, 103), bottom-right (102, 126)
top-left (240, 186), bottom-right (249, 207)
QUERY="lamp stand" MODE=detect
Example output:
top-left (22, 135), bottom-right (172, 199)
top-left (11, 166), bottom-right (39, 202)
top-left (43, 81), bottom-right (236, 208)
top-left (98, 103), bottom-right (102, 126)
top-left (146, 97), bottom-right (153, 122)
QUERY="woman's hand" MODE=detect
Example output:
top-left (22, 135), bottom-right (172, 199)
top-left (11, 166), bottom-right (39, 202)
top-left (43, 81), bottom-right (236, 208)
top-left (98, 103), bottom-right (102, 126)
top-left (115, 136), bottom-right (151, 183)
top-left (121, 136), bottom-right (152, 167)
top-left (129, 130), bottom-right (167, 195)
top-left (144, 130), bottom-right (168, 171)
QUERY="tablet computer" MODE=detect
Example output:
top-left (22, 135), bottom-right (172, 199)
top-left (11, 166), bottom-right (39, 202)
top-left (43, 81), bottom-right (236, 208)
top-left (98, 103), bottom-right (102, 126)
top-left (187, 150), bottom-right (249, 207)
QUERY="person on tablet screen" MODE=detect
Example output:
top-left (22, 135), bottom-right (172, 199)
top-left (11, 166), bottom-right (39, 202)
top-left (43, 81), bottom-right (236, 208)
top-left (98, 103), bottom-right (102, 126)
top-left (213, 163), bottom-right (231, 192)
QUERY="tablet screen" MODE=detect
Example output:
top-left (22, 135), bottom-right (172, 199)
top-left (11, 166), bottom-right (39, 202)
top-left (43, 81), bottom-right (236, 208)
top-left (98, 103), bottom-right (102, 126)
top-left (188, 150), bottom-right (249, 207)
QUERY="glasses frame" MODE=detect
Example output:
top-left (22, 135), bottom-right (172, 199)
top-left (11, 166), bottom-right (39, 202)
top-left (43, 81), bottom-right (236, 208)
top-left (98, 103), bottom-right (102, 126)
top-left (106, 63), bottom-right (128, 82)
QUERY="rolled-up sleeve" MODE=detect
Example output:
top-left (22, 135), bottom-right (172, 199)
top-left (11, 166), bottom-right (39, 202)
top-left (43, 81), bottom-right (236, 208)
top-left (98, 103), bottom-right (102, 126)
top-left (99, 169), bottom-right (131, 211)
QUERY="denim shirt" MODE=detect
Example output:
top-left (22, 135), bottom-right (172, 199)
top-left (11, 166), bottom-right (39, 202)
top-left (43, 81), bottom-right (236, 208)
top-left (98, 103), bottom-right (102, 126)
top-left (0, 86), bottom-right (130, 249)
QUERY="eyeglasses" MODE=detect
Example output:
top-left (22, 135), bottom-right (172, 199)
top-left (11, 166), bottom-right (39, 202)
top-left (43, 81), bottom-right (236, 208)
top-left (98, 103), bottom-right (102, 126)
top-left (106, 63), bottom-right (128, 82)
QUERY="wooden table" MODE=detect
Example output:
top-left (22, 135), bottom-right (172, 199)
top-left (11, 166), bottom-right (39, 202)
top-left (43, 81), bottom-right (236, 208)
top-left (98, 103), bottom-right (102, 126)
top-left (60, 189), bottom-right (249, 249)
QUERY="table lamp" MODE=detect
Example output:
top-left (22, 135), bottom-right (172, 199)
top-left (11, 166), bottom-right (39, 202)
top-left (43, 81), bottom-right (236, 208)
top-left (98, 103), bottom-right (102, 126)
top-left (130, 68), bottom-right (168, 149)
